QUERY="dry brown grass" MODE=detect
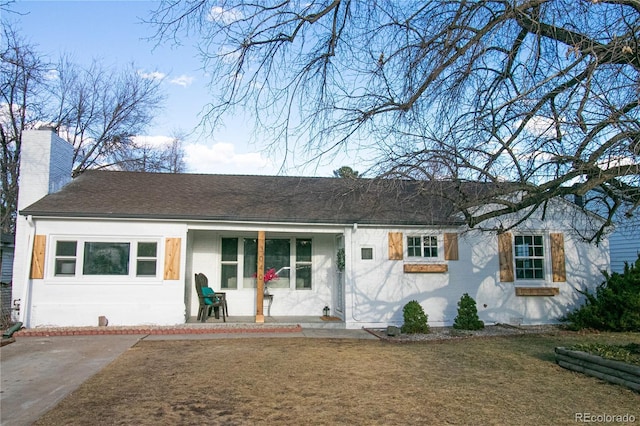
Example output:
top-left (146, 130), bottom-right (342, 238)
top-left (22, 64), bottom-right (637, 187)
top-left (35, 332), bottom-right (639, 426)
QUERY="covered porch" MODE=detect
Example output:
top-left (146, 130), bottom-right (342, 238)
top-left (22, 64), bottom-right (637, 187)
top-left (185, 227), bottom-right (347, 323)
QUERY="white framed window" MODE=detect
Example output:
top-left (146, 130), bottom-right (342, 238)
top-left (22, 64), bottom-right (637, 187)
top-left (136, 242), bottom-right (158, 277)
top-left (52, 238), bottom-right (159, 279)
top-left (226, 236), bottom-right (312, 290)
top-left (221, 238), bottom-right (238, 289)
top-left (295, 239), bottom-right (312, 289)
top-left (514, 235), bottom-right (545, 280)
top-left (54, 241), bottom-right (77, 276)
top-left (407, 235), bottom-right (439, 258)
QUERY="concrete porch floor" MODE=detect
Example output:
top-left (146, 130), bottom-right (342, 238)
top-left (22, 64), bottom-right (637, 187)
top-left (187, 315), bottom-right (346, 329)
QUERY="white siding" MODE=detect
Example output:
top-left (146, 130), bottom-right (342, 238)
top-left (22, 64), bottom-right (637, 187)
top-left (19, 219), bottom-right (187, 327)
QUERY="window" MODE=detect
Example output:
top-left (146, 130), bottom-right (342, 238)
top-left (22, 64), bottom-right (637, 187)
top-left (296, 239), bottom-right (312, 289)
top-left (361, 247), bottom-right (373, 260)
top-left (52, 239), bottom-right (161, 278)
top-left (221, 238), bottom-right (238, 289)
top-left (514, 235), bottom-right (544, 280)
top-left (55, 241), bottom-right (77, 276)
top-left (136, 242), bottom-right (157, 276)
top-left (407, 236), bottom-right (438, 258)
top-left (232, 237), bottom-right (311, 290)
top-left (83, 242), bottom-right (130, 275)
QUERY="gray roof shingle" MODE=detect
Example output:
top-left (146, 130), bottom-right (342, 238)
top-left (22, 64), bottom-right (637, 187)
top-left (21, 170), bottom-right (484, 226)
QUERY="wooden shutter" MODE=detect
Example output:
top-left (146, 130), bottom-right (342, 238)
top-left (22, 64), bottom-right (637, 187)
top-left (388, 232), bottom-right (403, 260)
top-left (444, 233), bottom-right (459, 261)
top-left (550, 233), bottom-right (566, 282)
top-left (163, 238), bottom-right (181, 280)
top-left (30, 235), bottom-right (46, 279)
top-left (498, 232), bottom-right (514, 282)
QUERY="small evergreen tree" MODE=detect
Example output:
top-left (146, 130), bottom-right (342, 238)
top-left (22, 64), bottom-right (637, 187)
top-left (401, 300), bottom-right (430, 334)
top-left (453, 293), bottom-right (484, 330)
top-left (562, 256), bottom-right (640, 331)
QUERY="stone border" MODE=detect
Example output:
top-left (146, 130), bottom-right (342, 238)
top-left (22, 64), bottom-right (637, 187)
top-left (12, 324), bottom-right (303, 337)
top-left (555, 347), bottom-right (640, 393)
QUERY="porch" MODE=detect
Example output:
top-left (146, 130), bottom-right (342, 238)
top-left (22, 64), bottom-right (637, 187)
top-left (186, 315), bottom-right (346, 329)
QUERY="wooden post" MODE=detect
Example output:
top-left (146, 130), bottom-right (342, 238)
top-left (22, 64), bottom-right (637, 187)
top-left (256, 230), bottom-right (265, 323)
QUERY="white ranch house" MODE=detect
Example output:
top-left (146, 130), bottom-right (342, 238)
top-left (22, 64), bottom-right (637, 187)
top-left (12, 130), bottom-right (609, 329)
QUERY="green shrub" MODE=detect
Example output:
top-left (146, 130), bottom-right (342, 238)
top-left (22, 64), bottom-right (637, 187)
top-left (453, 293), bottom-right (484, 330)
top-left (561, 255), bottom-right (640, 332)
top-left (401, 300), bottom-right (430, 334)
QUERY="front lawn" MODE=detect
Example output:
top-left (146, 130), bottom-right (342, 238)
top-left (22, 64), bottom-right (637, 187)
top-left (35, 332), bottom-right (639, 425)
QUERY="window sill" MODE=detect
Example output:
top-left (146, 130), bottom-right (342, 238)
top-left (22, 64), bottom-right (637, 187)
top-left (403, 263), bottom-right (448, 273)
top-left (515, 287), bottom-right (560, 297)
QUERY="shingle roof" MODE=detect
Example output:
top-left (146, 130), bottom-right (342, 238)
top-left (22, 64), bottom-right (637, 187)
top-left (20, 170), bottom-right (485, 226)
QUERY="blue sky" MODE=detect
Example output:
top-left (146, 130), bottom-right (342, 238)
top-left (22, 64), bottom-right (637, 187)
top-left (7, 0), bottom-right (361, 176)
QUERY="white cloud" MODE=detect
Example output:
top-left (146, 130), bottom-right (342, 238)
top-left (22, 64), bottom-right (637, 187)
top-left (184, 142), bottom-right (276, 175)
top-left (132, 135), bottom-right (174, 148)
top-left (44, 69), bottom-right (60, 80)
top-left (169, 75), bottom-right (194, 87)
top-left (207, 6), bottom-right (243, 24)
top-left (138, 70), bottom-right (166, 81)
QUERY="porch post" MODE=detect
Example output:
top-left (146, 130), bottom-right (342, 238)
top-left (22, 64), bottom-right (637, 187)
top-left (256, 230), bottom-right (265, 323)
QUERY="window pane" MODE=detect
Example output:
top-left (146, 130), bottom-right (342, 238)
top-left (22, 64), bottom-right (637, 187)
top-left (56, 241), bottom-right (77, 256)
top-left (83, 242), bottom-right (130, 275)
top-left (361, 247), bottom-right (373, 260)
top-left (221, 264), bottom-right (238, 289)
top-left (296, 239), bottom-right (312, 262)
top-left (137, 242), bottom-right (157, 257)
top-left (407, 237), bottom-right (421, 257)
top-left (243, 238), bottom-right (257, 280)
top-left (296, 264), bottom-right (312, 289)
top-left (55, 259), bottom-right (76, 275)
top-left (136, 260), bottom-right (157, 276)
top-left (222, 238), bottom-right (238, 261)
top-left (265, 239), bottom-right (290, 271)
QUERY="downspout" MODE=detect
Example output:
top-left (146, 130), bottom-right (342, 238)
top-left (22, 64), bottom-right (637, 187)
top-left (19, 215), bottom-right (35, 326)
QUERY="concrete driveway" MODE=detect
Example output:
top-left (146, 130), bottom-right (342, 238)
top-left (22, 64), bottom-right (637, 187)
top-left (1, 335), bottom-right (143, 426)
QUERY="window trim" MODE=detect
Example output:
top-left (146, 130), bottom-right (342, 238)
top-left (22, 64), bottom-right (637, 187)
top-left (223, 236), bottom-right (313, 291)
top-left (49, 237), bottom-right (161, 281)
top-left (513, 234), bottom-right (546, 281)
top-left (406, 234), bottom-right (442, 261)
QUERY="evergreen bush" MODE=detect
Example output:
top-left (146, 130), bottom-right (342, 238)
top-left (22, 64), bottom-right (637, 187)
top-left (401, 300), bottom-right (430, 334)
top-left (453, 293), bottom-right (484, 330)
top-left (562, 255), bottom-right (640, 332)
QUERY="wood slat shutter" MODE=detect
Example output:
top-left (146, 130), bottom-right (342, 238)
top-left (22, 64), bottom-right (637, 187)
top-left (388, 232), bottom-right (403, 260)
top-left (30, 235), bottom-right (46, 279)
top-left (163, 238), bottom-right (181, 280)
top-left (550, 233), bottom-right (566, 282)
top-left (498, 232), bottom-right (514, 282)
top-left (444, 233), bottom-right (459, 261)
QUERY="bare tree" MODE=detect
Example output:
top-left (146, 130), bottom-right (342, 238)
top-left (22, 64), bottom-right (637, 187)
top-left (0, 26), bottom-right (51, 232)
top-left (120, 131), bottom-right (186, 173)
top-left (51, 58), bottom-right (166, 176)
top-left (148, 0), bottom-right (639, 242)
top-left (1, 23), bottom-right (167, 232)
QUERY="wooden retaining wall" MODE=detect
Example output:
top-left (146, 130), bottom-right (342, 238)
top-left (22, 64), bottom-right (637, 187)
top-left (555, 347), bottom-right (640, 393)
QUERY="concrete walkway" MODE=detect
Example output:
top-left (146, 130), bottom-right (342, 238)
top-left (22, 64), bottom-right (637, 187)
top-left (0, 327), bottom-right (377, 426)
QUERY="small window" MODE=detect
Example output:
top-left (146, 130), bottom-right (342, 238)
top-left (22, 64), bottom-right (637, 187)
top-left (407, 236), bottom-right (438, 258)
top-left (221, 238), bottom-right (238, 289)
top-left (361, 247), bottom-right (373, 260)
top-left (136, 242), bottom-right (157, 276)
top-left (295, 239), bottom-right (312, 289)
top-left (83, 242), bottom-right (130, 275)
top-left (514, 235), bottom-right (544, 280)
top-left (55, 241), bottom-right (77, 276)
